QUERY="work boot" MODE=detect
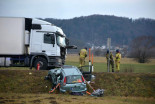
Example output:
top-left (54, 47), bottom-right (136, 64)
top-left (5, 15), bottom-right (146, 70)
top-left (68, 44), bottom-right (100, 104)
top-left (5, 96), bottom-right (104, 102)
top-left (112, 69), bottom-right (114, 72)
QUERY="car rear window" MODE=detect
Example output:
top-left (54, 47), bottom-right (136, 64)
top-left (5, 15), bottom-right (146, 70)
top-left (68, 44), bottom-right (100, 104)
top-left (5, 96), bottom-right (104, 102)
top-left (66, 75), bottom-right (82, 84)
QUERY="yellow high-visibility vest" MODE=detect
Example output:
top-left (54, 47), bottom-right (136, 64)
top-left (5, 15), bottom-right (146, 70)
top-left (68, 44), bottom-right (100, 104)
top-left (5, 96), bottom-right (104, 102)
top-left (115, 53), bottom-right (121, 62)
top-left (80, 49), bottom-right (87, 58)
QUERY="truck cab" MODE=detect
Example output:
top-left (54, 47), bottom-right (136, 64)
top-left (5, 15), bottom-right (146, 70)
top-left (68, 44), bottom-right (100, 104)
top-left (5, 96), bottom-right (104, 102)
top-left (29, 19), bottom-right (69, 69)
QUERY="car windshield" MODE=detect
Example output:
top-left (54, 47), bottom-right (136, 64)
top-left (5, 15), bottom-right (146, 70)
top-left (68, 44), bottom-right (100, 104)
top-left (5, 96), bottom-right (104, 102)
top-left (66, 75), bottom-right (82, 84)
top-left (57, 36), bottom-right (66, 47)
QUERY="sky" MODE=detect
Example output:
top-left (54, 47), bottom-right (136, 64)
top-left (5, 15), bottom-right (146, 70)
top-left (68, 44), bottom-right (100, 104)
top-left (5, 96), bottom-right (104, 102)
top-left (0, 0), bottom-right (155, 19)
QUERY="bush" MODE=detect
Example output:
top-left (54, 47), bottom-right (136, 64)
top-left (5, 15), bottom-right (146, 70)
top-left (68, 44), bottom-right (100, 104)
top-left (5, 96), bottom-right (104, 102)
top-left (129, 36), bottom-right (155, 63)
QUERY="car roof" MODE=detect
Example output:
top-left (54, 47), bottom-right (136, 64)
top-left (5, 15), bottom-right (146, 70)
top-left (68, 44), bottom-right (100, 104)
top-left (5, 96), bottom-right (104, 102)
top-left (61, 66), bottom-right (82, 76)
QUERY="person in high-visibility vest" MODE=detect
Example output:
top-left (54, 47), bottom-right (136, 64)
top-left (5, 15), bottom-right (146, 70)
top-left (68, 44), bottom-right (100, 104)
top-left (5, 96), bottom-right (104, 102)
top-left (79, 47), bottom-right (87, 67)
top-left (106, 50), bottom-right (114, 72)
top-left (115, 49), bottom-right (121, 72)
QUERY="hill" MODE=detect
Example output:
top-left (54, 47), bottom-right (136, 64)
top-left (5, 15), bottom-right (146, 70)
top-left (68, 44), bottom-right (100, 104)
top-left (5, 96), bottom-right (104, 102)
top-left (0, 70), bottom-right (155, 97)
top-left (43, 15), bottom-right (155, 51)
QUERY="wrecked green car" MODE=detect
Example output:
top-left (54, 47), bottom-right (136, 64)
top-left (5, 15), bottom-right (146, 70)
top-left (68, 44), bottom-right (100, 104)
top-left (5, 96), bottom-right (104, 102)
top-left (47, 65), bottom-right (87, 94)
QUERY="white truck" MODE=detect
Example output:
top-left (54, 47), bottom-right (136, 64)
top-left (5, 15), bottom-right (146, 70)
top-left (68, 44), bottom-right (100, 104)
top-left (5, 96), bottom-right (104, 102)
top-left (0, 17), bottom-right (76, 69)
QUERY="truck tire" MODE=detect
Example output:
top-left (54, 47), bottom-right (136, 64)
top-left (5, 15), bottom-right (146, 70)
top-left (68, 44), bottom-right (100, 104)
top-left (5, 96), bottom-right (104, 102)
top-left (34, 57), bottom-right (47, 70)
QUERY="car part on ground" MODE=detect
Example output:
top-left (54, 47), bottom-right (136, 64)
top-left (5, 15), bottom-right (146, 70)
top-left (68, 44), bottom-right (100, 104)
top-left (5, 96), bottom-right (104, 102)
top-left (91, 89), bottom-right (104, 97)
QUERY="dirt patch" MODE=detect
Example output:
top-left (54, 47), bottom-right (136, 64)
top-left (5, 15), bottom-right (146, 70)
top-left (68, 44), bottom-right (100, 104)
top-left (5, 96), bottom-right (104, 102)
top-left (31, 99), bottom-right (41, 103)
top-left (0, 93), bottom-right (155, 104)
top-left (3, 99), bottom-right (15, 102)
top-left (34, 95), bottom-right (40, 98)
top-left (11, 96), bottom-right (15, 99)
top-left (17, 96), bottom-right (25, 99)
top-left (72, 97), bottom-right (77, 99)
top-left (64, 99), bottom-right (71, 102)
top-left (0, 101), bottom-right (5, 103)
top-left (45, 97), bottom-right (55, 100)
top-left (21, 101), bottom-right (26, 104)
top-left (0, 97), bottom-right (4, 99)
top-left (49, 100), bottom-right (58, 104)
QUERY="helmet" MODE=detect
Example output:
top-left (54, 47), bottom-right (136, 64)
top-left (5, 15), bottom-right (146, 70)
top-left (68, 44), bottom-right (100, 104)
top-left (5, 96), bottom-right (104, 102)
top-left (107, 50), bottom-right (109, 53)
top-left (116, 49), bottom-right (119, 53)
top-left (85, 47), bottom-right (87, 50)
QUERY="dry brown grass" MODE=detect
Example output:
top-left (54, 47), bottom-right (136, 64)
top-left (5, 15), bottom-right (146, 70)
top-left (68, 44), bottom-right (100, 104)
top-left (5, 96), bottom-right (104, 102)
top-left (0, 93), bottom-right (154, 104)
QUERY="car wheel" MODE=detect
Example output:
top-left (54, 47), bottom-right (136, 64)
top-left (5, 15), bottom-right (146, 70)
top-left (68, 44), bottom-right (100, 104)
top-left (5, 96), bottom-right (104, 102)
top-left (34, 57), bottom-right (47, 70)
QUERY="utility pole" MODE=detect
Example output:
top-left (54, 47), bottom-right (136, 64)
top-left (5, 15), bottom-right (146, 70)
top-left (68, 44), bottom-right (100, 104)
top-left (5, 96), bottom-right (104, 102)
top-left (107, 38), bottom-right (111, 72)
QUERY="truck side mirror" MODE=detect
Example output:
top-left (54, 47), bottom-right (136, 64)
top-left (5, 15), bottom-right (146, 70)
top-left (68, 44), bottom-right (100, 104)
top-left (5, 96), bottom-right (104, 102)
top-left (51, 34), bottom-right (55, 46)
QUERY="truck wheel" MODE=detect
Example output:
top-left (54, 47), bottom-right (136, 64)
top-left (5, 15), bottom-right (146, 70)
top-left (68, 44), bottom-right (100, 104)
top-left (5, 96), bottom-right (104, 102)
top-left (34, 57), bottom-right (47, 70)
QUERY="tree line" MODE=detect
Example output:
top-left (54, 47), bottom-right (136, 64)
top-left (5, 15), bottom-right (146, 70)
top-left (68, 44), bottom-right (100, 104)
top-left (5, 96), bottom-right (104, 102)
top-left (42, 15), bottom-right (155, 63)
top-left (43, 15), bottom-right (155, 47)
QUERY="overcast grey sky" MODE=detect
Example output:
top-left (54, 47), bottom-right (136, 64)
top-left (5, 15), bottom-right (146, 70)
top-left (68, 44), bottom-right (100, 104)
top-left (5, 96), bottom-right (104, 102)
top-left (0, 0), bottom-right (155, 19)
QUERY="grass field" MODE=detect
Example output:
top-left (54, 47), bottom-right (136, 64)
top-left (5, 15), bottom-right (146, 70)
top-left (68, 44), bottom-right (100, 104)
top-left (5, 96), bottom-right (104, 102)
top-left (0, 93), bottom-right (155, 104)
top-left (65, 54), bottom-right (155, 73)
top-left (0, 54), bottom-right (155, 73)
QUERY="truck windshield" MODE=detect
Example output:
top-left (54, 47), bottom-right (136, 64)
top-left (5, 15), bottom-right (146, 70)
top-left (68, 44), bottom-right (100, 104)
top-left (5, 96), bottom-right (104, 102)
top-left (57, 36), bottom-right (66, 47)
top-left (66, 75), bottom-right (82, 84)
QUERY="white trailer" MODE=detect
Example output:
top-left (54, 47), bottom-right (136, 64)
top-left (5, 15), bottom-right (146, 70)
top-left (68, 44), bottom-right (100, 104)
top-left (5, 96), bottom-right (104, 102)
top-left (0, 17), bottom-right (76, 69)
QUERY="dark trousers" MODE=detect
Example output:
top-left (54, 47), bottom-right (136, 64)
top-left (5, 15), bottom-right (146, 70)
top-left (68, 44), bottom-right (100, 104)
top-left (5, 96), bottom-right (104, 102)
top-left (107, 60), bottom-right (114, 72)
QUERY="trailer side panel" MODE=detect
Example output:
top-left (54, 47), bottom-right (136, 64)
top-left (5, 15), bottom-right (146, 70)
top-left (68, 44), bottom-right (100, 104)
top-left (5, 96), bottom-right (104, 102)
top-left (0, 17), bottom-right (25, 55)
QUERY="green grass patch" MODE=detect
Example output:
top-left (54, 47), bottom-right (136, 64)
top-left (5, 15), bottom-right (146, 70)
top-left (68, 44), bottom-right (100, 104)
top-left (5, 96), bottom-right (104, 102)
top-left (121, 64), bottom-right (155, 73)
top-left (0, 67), bottom-right (35, 70)
top-left (65, 61), bottom-right (155, 73)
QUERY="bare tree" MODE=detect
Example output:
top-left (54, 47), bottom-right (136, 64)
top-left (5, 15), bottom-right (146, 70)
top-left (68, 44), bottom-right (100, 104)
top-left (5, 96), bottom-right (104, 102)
top-left (129, 36), bottom-right (155, 63)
